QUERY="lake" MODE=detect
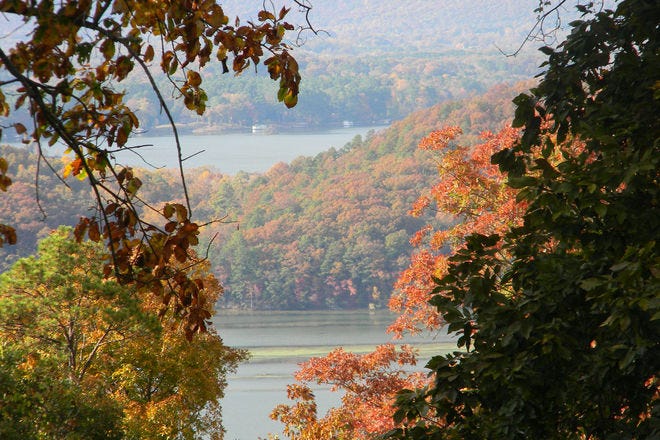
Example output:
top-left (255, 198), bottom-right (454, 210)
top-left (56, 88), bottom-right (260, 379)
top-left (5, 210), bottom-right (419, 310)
top-left (213, 310), bottom-right (455, 440)
top-left (118, 126), bottom-right (386, 173)
top-left (7, 125), bottom-right (385, 174)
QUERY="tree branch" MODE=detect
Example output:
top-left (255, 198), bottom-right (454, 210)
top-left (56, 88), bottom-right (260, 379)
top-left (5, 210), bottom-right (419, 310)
top-left (497, 0), bottom-right (570, 57)
top-left (81, 19), bottom-right (193, 217)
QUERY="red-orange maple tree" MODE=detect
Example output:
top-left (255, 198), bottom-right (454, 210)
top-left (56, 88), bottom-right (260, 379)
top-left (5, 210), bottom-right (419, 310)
top-left (389, 125), bottom-right (525, 336)
top-left (271, 345), bottom-right (426, 439)
top-left (271, 125), bottom-right (526, 438)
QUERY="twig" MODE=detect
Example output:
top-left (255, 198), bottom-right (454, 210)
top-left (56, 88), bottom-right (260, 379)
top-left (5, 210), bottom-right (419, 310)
top-left (496, 0), bottom-right (569, 57)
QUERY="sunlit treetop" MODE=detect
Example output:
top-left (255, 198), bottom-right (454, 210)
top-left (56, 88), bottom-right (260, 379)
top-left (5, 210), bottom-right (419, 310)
top-left (0, 0), bottom-right (311, 339)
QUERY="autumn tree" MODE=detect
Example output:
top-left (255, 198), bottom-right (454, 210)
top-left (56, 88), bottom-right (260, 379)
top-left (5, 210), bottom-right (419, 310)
top-left (0, 0), bottom-right (307, 336)
top-left (271, 344), bottom-right (427, 440)
top-left (271, 126), bottom-right (526, 438)
top-left (386, 1), bottom-right (659, 438)
top-left (0, 227), bottom-right (246, 439)
top-left (389, 126), bottom-right (524, 336)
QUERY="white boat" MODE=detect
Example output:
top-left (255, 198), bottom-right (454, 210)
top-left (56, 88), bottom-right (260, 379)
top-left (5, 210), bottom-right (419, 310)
top-left (251, 124), bottom-right (269, 133)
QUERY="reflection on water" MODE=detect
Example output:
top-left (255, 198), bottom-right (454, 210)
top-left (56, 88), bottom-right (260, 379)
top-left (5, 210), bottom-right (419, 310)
top-left (213, 309), bottom-right (454, 440)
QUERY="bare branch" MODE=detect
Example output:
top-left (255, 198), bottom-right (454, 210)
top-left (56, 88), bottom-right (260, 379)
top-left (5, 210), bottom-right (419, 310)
top-left (497, 0), bottom-right (573, 57)
top-left (291, 0), bottom-right (329, 46)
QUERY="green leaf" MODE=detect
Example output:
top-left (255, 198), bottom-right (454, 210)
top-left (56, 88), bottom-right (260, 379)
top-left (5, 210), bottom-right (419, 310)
top-left (580, 277), bottom-right (605, 291)
top-left (508, 176), bottom-right (537, 189)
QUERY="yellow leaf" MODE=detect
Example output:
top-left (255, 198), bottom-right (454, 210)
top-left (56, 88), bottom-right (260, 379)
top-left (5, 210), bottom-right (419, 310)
top-left (63, 162), bottom-right (73, 179)
top-left (283, 90), bottom-right (298, 108)
top-left (187, 70), bottom-right (202, 88)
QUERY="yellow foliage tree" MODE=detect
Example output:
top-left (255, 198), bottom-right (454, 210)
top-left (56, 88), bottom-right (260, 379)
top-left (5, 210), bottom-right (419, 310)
top-left (0, 227), bottom-right (246, 439)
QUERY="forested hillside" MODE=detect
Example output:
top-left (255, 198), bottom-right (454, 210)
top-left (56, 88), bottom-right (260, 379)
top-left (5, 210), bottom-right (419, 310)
top-left (1, 82), bottom-right (526, 308)
top-left (199, 83), bottom-right (527, 309)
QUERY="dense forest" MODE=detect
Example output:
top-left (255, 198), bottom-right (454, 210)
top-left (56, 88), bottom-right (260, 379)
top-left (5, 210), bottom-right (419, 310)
top-left (205, 83), bottom-right (527, 309)
top-left (0, 82), bottom-right (527, 309)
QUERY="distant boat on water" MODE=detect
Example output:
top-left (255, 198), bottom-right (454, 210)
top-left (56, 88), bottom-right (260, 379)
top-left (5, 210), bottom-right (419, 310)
top-left (342, 120), bottom-right (354, 128)
top-left (252, 124), bottom-right (274, 133)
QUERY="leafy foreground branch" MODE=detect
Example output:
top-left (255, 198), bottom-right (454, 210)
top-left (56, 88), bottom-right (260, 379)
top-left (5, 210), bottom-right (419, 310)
top-left (0, 0), bottom-right (303, 338)
top-left (386, 1), bottom-right (659, 439)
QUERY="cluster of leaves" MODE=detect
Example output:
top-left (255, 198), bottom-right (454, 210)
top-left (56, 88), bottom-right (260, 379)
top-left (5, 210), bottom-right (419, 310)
top-left (271, 344), bottom-right (426, 439)
top-left (386, 1), bottom-right (659, 438)
top-left (389, 125), bottom-right (525, 336)
top-left (0, 0), bottom-right (303, 337)
top-left (0, 227), bottom-right (246, 439)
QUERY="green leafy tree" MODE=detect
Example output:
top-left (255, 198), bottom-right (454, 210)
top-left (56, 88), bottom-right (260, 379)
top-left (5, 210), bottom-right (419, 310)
top-left (386, 1), bottom-right (659, 438)
top-left (0, 227), bottom-right (246, 439)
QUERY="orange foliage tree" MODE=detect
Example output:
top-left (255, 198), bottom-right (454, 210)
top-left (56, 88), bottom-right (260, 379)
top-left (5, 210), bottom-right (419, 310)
top-left (389, 125), bottom-right (524, 336)
top-left (271, 125), bottom-right (526, 438)
top-left (271, 345), bottom-right (426, 439)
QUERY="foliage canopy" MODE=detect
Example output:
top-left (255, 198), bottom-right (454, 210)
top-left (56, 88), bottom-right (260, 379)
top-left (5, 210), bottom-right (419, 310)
top-left (0, 227), bottom-right (246, 439)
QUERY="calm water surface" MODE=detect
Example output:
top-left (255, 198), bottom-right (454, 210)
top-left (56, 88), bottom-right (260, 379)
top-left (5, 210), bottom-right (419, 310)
top-left (118, 126), bottom-right (385, 173)
top-left (213, 310), bottom-right (455, 440)
top-left (9, 126), bottom-right (385, 174)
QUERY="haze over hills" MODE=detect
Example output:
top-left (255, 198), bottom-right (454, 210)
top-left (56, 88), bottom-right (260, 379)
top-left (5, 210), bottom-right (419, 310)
top-left (0, 1), bottom-right (548, 132)
top-left (221, 0), bottom-right (549, 54)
